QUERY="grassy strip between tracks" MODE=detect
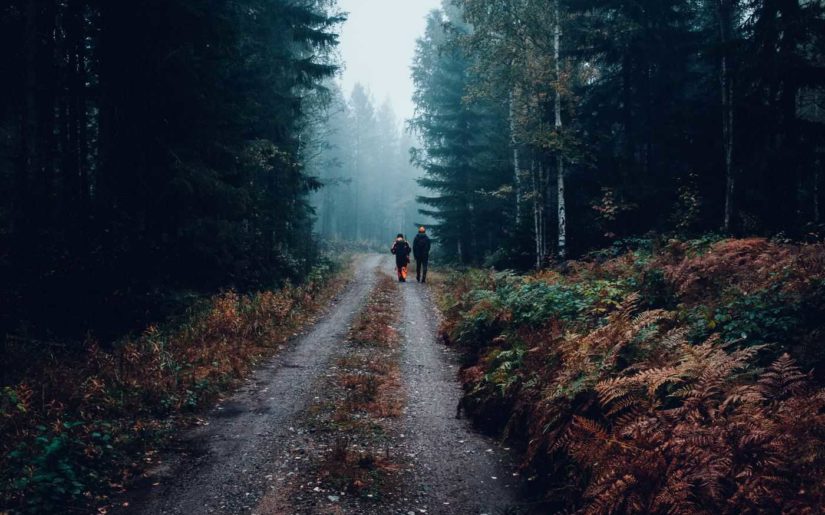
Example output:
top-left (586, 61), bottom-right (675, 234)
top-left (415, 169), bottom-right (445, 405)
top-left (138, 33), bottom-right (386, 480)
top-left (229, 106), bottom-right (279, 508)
top-left (257, 271), bottom-right (407, 514)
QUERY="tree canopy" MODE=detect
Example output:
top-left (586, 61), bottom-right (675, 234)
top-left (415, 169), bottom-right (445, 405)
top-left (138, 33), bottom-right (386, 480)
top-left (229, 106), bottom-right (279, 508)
top-left (411, 0), bottom-right (825, 267)
top-left (0, 0), bottom-right (344, 337)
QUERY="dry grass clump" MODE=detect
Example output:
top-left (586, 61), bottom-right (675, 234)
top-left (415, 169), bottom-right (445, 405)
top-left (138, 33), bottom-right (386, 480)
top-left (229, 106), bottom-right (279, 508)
top-left (315, 436), bottom-right (402, 499)
top-left (348, 276), bottom-right (400, 348)
top-left (305, 272), bottom-right (405, 503)
top-left (335, 273), bottom-right (403, 422)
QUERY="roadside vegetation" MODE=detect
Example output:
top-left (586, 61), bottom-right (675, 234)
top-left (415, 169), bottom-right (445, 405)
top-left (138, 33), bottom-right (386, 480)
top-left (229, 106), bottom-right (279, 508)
top-left (438, 237), bottom-right (825, 513)
top-left (0, 260), bottom-right (345, 514)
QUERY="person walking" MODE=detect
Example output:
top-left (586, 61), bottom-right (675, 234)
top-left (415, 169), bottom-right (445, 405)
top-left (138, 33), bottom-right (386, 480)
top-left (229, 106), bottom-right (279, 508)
top-left (391, 233), bottom-right (412, 282)
top-left (413, 226), bottom-right (431, 283)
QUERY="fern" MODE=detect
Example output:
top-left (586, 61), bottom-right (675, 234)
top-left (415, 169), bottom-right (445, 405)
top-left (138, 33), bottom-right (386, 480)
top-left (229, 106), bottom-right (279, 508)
top-left (437, 238), bottom-right (825, 514)
top-left (757, 353), bottom-right (809, 400)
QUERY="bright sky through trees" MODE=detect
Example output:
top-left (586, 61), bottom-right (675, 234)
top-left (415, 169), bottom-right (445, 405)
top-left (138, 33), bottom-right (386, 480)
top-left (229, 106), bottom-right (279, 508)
top-left (337, 0), bottom-right (442, 122)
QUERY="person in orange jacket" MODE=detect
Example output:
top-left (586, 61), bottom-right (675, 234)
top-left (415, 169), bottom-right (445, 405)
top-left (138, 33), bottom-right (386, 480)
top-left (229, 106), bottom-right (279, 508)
top-left (391, 233), bottom-right (411, 282)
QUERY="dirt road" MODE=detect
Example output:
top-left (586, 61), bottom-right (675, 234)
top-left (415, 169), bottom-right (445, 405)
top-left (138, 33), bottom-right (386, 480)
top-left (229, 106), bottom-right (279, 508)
top-left (398, 276), bottom-right (519, 513)
top-left (121, 255), bottom-right (520, 514)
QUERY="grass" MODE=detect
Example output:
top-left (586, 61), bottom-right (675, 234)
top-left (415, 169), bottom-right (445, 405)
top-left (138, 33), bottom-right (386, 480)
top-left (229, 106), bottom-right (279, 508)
top-left (270, 271), bottom-right (407, 511)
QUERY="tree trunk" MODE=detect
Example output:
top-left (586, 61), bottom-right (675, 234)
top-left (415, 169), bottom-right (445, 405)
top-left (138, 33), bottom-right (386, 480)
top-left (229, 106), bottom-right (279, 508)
top-left (63, 0), bottom-right (83, 230)
top-left (816, 89), bottom-right (822, 224)
top-left (540, 160), bottom-right (547, 261)
top-left (353, 144), bottom-right (360, 241)
top-left (321, 178), bottom-right (334, 237)
top-left (37, 0), bottom-right (56, 213)
top-left (815, 157), bottom-right (821, 224)
top-left (509, 88), bottom-right (522, 225)
top-left (718, 0), bottom-right (736, 233)
top-left (536, 159), bottom-right (547, 268)
top-left (20, 0), bottom-right (39, 233)
top-left (532, 159), bottom-right (541, 269)
top-left (554, 0), bottom-right (566, 259)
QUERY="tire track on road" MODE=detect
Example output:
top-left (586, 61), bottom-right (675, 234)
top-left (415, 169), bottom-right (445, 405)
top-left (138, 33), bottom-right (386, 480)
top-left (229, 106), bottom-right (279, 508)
top-left (399, 281), bottom-right (521, 514)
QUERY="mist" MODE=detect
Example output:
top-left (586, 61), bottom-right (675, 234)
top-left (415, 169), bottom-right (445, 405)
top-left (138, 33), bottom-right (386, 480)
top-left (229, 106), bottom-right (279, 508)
top-left (309, 0), bottom-right (441, 246)
top-left (307, 83), bottom-right (423, 246)
top-left (337, 0), bottom-right (441, 122)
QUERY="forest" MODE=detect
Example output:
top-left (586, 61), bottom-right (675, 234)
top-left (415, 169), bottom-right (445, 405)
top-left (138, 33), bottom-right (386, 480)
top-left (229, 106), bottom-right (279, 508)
top-left (411, 0), bottom-right (825, 267)
top-left (414, 1), bottom-right (825, 512)
top-left (307, 83), bottom-right (424, 246)
top-left (2, 0), bottom-right (825, 513)
top-left (0, 0), bottom-right (343, 340)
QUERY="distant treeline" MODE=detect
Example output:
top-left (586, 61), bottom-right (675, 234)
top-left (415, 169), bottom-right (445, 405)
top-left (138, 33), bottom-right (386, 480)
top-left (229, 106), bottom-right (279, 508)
top-left (411, 0), bottom-right (825, 268)
top-left (0, 1), bottom-right (343, 338)
top-left (307, 83), bottom-right (424, 245)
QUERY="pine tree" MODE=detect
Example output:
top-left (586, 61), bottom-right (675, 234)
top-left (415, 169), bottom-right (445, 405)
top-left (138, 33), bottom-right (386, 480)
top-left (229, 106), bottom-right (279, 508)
top-left (410, 5), bottom-right (511, 264)
top-left (0, 0), bottom-right (344, 338)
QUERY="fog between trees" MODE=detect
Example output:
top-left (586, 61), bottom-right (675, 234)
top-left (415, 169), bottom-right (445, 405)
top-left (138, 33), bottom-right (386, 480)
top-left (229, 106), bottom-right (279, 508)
top-left (307, 83), bottom-right (427, 246)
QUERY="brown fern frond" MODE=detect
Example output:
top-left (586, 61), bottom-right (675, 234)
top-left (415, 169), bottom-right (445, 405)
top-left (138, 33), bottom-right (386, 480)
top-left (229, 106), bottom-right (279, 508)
top-left (596, 367), bottom-right (682, 410)
top-left (571, 415), bottom-right (611, 443)
top-left (630, 309), bottom-right (671, 333)
top-left (652, 471), bottom-right (696, 514)
top-left (605, 393), bottom-right (647, 418)
top-left (585, 474), bottom-right (637, 515)
top-left (758, 353), bottom-right (809, 400)
top-left (618, 414), bottom-right (663, 441)
top-left (595, 376), bottom-right (637, 406)
top-left (721, 384), bottom-right (764, 410)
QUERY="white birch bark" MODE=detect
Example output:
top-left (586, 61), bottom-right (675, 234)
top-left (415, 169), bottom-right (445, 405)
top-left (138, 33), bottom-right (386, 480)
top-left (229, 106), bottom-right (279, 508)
top-left (510, 89), bottom-right (522, 224)
top-left (554, 0), bottom-right (567, 259)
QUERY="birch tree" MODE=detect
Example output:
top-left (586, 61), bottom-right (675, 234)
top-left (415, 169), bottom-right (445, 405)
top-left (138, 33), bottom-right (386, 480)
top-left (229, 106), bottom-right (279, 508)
top-left (554, 0), bottom-right (567, 259)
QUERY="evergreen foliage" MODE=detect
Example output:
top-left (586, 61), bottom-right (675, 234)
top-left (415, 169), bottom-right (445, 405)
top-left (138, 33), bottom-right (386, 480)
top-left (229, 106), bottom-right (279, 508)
top-left (0, 0), bottom-right (343, 338)
top-left (410, 7), bottom-right (514, 265)
top-left (412, 0), bottom-right (825, 266)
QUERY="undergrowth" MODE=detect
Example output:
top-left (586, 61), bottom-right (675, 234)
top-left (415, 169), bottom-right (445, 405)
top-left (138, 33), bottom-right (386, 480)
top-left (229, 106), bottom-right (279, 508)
top-left (438, 238), bottom-right (825, 513)
top-left (0, 260), bottom-right (345, 514)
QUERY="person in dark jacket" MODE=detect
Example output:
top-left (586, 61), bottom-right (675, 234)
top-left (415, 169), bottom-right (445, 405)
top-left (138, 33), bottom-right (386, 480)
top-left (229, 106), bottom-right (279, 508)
top-left (391, 233), bottom-right (412, 282)
top-left (412, 226), bottom-right (431, 283)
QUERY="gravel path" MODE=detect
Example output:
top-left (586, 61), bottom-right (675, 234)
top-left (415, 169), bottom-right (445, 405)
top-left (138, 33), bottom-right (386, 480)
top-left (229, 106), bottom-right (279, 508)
top-left (399, 278), bottom-right (521, 514)
top-left (121, 254), bottom-right (382, 515)
top-left (119, 255), bottom-right (523, 514)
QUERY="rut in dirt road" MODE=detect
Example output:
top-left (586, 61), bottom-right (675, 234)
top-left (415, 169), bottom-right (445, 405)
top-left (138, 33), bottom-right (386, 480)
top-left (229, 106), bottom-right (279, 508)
top-left (121, 255), bottom-right (382, 515)
top-left (399, 279), bottom-right (522, 514)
